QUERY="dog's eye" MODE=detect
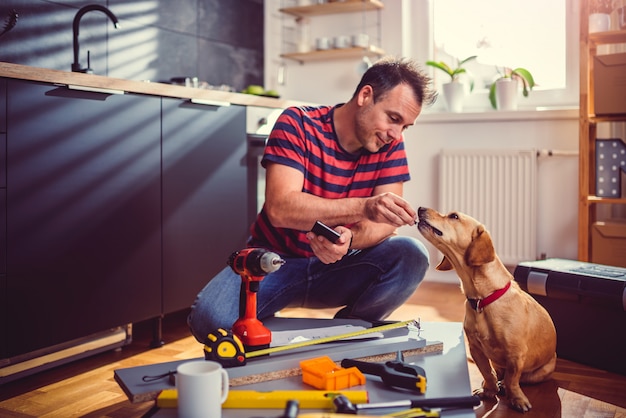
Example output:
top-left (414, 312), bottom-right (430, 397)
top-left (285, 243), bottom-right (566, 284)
top-left (448, 213), bottom-right (459, 220)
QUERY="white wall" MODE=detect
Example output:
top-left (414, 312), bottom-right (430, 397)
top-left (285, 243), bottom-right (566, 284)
top-left (264, 1), bottom-right (580, 283)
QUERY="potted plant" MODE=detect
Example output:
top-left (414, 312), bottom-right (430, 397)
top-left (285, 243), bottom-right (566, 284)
top-left (426, 55), bottom-right (477, 112)
top-left (488, 67), bottom-right (535, 110)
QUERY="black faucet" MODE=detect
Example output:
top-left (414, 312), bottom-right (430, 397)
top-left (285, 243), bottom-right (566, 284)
top-left (71, 4), bottom-right (120, 73)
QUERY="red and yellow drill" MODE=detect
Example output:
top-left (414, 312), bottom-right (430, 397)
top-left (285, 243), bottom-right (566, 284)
top-left (227, 248), bottom-right (285, 351)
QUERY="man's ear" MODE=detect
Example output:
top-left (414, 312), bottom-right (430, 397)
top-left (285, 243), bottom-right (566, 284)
top-left (436, 256), bottom-right (454, 271)
top-left (356, 84), bottom-right (373, 106)
top-left (465, 225), bottom-right (496, 266)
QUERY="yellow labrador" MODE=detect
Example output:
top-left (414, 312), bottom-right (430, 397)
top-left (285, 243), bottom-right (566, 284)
top-left (417, 207), bottom-right (556, 413)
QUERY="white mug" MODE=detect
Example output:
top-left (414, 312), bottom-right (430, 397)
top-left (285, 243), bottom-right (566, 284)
top-left (333, 35), bottom-right (350, 48)
top-left (176, 360), bottom-right (229, 418)
top-left (316, 37), bottom-right (330, 50)
top-left (352, 33), bottom-right (369, 48)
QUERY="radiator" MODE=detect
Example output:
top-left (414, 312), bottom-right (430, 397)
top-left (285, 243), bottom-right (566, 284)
top-left (439, 149), bottom-right (537, 265)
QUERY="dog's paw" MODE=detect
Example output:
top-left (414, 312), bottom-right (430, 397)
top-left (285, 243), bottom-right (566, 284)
top-left (473, 387), bottom-right (498, 402)
top-left (497, 381), bottom-right (506, 396)
top-left (509, 395), bottom-right (532, 413)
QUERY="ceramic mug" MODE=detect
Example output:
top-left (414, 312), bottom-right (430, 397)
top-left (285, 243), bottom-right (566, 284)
top-left (316, 37), bottom-right (330, 50)
top-left (351, 33), bottom-right (369, 48)
top-left (333, 35), bottom-right (350, 48)
top-left (176, 360), bottom-right (229, 418)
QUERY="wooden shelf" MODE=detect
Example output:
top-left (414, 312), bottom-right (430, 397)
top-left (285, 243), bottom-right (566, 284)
top-left (590, 114), bottom-right (626, 122)
top-left (280, 45), bottom-right (385, 63)
top-left (588, 196), bottom-right (626, 204)
top-left (589, 30), bottom-right (626, 46)
top-left (280, 0), bottom-right (384, 18)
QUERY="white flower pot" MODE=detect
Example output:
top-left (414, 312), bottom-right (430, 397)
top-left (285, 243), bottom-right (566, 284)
top-left (589, 13), bottom-right (611, 33)
top-left (442, 81), bottom-right (465, 113)
top-left (495, 78), bottom-right (519, 111)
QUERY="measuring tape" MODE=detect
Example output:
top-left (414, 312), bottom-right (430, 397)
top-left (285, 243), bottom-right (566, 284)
top-left (204, 320), bottom-right (418, 367)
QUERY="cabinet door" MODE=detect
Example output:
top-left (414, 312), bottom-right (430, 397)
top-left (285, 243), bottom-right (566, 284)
top-left (5, 80), bottom-right (161, 358)
top-left (162, 99), bottom-right (248, 314)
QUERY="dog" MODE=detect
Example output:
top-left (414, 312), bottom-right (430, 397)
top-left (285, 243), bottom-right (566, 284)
top-left (417, 207), bottom-right (557, 413)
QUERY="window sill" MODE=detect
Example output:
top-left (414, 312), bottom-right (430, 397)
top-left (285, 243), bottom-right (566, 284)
top-left (418, 106), bottom-right (579, 124)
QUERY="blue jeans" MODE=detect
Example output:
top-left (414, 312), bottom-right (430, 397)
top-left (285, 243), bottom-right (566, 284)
top-left (187, 236), bottom-right (429, 343)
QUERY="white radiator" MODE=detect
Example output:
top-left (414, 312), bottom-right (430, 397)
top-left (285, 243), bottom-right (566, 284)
top-left (439, 149), bottom-right (537, 265)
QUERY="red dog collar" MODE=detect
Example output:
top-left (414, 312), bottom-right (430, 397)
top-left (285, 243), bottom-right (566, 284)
top-left (467, 281), bottom-right (512, 313)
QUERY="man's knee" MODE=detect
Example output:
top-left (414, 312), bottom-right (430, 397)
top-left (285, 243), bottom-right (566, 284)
top-left (388, 236), bottom-right (430, 269)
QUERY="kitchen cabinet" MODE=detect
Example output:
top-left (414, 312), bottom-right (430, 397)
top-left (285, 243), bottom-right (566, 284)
top-left (162, 99), bottom-right (248, 314)
top-left (4, 79), bottom-right (162, 358)
top-left (0, 78), bottom-right (6, 358)
top-left (279, 0), bottom-right (385, 64)
top-left (578, 3), bottom-right (626, 261)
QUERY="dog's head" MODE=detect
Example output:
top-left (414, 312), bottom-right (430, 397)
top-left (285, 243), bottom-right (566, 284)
top-left (417, 206), bottom-right (495, 271)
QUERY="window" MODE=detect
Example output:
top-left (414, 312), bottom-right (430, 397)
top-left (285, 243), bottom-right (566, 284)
top-left (430, 0), bottom-right (579, 110)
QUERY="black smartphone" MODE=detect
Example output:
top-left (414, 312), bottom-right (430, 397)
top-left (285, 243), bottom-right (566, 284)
top-left (311, 220), bottom-right (341, 244)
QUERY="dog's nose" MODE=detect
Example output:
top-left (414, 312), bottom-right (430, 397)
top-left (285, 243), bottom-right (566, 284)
top-left (418, 207), bottom-right (427, 218)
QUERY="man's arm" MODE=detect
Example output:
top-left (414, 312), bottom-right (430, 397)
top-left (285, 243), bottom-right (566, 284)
top-left (263, 162), bottom-right (416, 250)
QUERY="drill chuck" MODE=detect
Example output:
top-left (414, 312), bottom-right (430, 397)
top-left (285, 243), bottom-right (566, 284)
top-left (228, 248), bottom-right (285, 277)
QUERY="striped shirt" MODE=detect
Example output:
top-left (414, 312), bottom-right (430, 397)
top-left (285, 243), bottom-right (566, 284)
top-left (249, 105), bottom-right (411, 257)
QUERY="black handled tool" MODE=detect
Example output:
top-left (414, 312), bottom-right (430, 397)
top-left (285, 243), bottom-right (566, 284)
top-left (332, 393), bottom-right (481, 414)
top-left (341, 350), bottom-right (427, 393)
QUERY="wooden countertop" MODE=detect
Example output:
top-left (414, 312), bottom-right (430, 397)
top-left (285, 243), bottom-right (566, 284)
top-left (0, 62), bottom-right (302, 109)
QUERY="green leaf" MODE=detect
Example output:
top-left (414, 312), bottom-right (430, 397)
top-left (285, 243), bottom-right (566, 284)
top-left (458, 55), bottom-right (478, 66)
top-left (489, 82), bottom-right (497, 109)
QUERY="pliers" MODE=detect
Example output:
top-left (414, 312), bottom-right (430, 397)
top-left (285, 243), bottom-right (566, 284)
top-left (341, 351), bottom-right (427, 393)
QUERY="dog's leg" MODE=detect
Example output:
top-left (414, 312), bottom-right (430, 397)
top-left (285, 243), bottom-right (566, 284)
top-left (468, 340), bottom-right (499, 401)
top-left (504, 358), bottom-right (532, 413)
top-left (521, 353), bottom-right (557, 384)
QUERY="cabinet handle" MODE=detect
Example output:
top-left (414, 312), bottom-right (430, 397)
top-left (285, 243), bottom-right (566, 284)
top-left (67, 84), bottom-right (125, 95)
top-left (190, 98), bottom-right (231, 107)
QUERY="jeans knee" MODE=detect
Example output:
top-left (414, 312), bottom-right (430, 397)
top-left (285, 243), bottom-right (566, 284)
top-left (387, 236), bottom-right (430, 284)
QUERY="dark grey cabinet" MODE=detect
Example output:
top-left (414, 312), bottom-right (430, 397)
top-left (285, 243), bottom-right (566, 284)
top-left (162, 99), bottom-right (248, 314)
top-left (4, 79), bottom-right (162, 357)
top-left (0, 78), bottom-right (252, 360)
top-left (0, 78), bottom-right (6, 358)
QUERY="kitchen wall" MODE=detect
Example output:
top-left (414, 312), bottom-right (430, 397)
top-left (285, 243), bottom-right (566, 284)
top-left (0, 0), bottom-right (264, 90)
top-left (265, 1), bottom-right (581, 282)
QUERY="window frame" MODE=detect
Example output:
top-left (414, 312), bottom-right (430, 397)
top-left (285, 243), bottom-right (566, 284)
top-left (421, 0), bottom-right (580, 112)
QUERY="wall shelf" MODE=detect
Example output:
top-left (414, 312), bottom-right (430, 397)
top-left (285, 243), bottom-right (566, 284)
top-left (578, 3), bottom-right (626, 262)
top-left (281, 45), bottom-right (385, 63)
top-left (280, 0), bottom-right (384, 18)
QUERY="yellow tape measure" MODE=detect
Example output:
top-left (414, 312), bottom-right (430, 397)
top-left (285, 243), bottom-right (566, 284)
top-left (204, 320), bottom-right (418, 367)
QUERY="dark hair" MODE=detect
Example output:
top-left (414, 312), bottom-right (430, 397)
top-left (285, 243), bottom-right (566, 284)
top-left (351, 56), bottom-right (437, 107)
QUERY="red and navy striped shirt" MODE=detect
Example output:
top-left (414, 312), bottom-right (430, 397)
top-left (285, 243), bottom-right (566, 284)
top-left (249, 105), bottom-right (411, 257)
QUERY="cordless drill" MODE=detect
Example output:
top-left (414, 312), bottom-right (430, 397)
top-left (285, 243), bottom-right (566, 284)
top-left (227, 248), bottom-right (285, 351)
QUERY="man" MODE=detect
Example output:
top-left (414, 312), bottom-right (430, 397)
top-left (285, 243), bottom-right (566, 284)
top-left (188, 57), bottom-right (437, 343)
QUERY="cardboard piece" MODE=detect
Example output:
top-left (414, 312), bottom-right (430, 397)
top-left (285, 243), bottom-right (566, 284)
top-left (114, 318), bottom-right (443, 404)
top-left (592, 219), bottom-right (626, 267)
top-left (593, 52), bottom-right (626, 115)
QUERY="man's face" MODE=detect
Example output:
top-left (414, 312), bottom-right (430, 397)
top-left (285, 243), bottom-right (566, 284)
top-left (354, 83), bottom-right (422, 153)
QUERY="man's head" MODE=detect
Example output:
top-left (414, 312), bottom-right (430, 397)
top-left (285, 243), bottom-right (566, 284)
top-left (344, 57), bottom-right (436, 154)
top-left (351, 56), bottom-right (437, 107)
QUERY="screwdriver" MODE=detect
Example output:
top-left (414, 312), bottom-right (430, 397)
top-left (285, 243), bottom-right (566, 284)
top-left (341, 351), bottom-right (427, 393)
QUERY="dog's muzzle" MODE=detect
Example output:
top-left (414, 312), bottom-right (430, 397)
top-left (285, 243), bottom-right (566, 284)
top-left (417, 219), bottom-right (443, 236)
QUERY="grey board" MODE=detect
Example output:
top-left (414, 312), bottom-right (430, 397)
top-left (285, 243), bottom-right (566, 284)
top-left (114, 318), bottom-right (442, 403)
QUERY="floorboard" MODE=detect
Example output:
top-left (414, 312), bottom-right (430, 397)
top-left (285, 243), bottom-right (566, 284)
top-left (1, 281), bottom-right (625, 417)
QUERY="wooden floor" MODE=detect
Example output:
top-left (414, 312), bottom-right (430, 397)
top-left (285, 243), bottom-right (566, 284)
top-left (1, 281), bottom-right (625, 417)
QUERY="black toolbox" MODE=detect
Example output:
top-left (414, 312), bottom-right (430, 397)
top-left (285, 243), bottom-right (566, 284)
top-left (513, 258), bottom-right (626, 375)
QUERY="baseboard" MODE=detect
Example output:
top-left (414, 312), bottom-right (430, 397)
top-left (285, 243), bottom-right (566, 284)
top-left (0, 325), bottom-right (132, 384)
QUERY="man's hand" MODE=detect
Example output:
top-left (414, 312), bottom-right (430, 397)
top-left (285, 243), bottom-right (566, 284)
top-left (306, 226), bottom-right (352, 264)
top-left (364, 192), bottom-right (417, 227)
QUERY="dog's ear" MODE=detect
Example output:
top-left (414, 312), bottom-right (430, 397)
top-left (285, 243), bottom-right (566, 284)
top-left (465, 224), bottom-right (496, 266)
top-left (436, 256), bottom-right (454, 271)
